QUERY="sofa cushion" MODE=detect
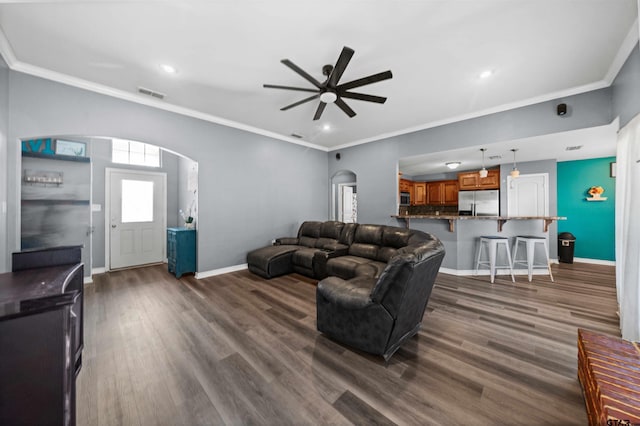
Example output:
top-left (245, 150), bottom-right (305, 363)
top-left (292, 247), bottom-right (319, 269)
top-left (354, 224), bottom-right (383, 245)
top-left (320, 221), bottom-right (344, 240)
top-left (349, 243), bottom-right (379, 260)
top-left (382, 227), bottom-right (413, 248)
top-left (354, 261), bottom-right (387, 278)
top-left (315, 237), bottom-right (339, 249)
top-left (298, 221), bottom-right (322, 247)
top-left (326, 255), bottom-right (372, 280)
top-left (339, 223), bottom-right (358, 245)
top-left (246, 245), bottom-right (299, 279)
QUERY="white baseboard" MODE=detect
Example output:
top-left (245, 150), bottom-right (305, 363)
top-left (92, 267), bottom-right (106, 275)
top-left (196, 263), bottom-right (248, 279)
top-left (439, 267), bottom-right (554, 277)
top-left (83, 276), bottom-right (93, 284)
top-left (573, 257), bottom-right (616, 266)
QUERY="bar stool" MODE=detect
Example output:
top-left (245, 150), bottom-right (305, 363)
top-left (512, 236), bottom-right (554, 282)
top-left (475, 236), bottom-right (515, 284)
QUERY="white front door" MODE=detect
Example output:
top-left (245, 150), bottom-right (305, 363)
top-left (107, 168), bottom-right (166, 269)
top-left (507, 173), bottom-right (549, 216)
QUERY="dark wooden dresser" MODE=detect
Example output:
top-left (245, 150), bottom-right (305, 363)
top-left (0, 246), bottom-right (84, 426)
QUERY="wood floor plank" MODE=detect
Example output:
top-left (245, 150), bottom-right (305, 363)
top-left (77, 262), bottom-right (620, 425)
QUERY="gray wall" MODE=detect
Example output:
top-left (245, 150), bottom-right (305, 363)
top-left (612, 43), bottom-right (640, 128)
top-left (3, 71), bottom-right (328, 273)
top-left (89, 138), bottom-right (180, 269)
top-left (411, 171), bottom-right (459, 181)
top-left (0, 56), bottom-right (8, 272)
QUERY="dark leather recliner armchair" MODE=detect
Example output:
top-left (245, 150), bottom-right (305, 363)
top-left (316, 237), bottom-right (445, 361)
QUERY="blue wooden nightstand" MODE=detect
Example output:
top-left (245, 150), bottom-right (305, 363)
top-left (167, 228), bottom-right (196, 278)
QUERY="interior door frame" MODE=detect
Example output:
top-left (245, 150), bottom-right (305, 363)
top-left (336, 182), bottom-right (357, 222)
top-left (104, 167), bottom-right (167, 272)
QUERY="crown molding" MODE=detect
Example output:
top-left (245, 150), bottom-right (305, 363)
top-left (0, 27), bottom-right (328, 152)
top-left (604, 17), bottom-right (639, 83)
top-left (330, 21), bottom-right (639, 152)
top-left (328, 78), bottom-right (610, 152)
top-left (2, 19), bottom-right (637, 155)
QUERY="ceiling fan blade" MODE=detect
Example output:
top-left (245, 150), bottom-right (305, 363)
top-left (263, 84), bottom-right (319, 93)
top-left (281, 59), bottom-right (323, 89)
top-left (280, 94), bottom-right (320, 111)
top-left (339, 91), bottom-right (387, 104)
top-left (313, 102), bottom-right (327, 120)
top-left (335, 98), bottom-right (356, 118)
top-left (337, 70), bottom-right (393, 91)
top-left (328, 46), bottom-right (355, 88)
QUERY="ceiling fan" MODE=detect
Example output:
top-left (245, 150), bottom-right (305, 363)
top-left (263, 46), bottom-right (392, 121)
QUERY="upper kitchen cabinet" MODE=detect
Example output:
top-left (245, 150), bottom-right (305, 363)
top-left (399, 178), bottom-right (413, 194)
top-left (458, 169), bottom-right (500, 190)
top-left (427, 180), bottom-right (459, 205)
top-left (413, 182), bottom-right (427, 205)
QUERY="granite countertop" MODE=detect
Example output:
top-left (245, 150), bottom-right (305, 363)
top-left (0, 263), bottom-right (82, 319)
top-left (391, 214), bottom-right (566, 232)
top-left (392, 214), bottom-right (566, 220)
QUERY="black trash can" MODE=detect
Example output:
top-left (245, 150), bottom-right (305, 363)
top-left (558, 232), bottom-right (576, 264)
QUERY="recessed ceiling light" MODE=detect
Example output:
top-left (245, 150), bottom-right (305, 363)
top-left (446, 162), bottom-right (461, 170)
top-left (322, 124), bottom-right (331, 132)
top-left (160, 64), bottom-right (177, 74)
top-left (479, 69), bottom-right (494, 79)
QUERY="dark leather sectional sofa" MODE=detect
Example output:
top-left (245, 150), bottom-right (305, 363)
top-left (247, 220), bottom-right (445, 360)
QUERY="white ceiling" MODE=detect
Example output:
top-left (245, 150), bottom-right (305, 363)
top-left (0, 1), bottom-right (637, 151)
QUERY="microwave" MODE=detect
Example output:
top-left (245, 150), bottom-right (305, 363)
top-left (400, 192), bottom-right (411, 206)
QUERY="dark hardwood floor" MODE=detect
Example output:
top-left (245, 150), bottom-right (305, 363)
top-left (77, 262), bottom-right (619, 425)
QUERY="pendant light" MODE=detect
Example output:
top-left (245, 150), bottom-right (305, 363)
top-left (510, 149), bottom-right (520, 178)
top-left (478, 148), bottom-right (488, 178)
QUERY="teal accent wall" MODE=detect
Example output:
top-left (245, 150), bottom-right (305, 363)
top-left (557, 157), bottom-right (616, 261)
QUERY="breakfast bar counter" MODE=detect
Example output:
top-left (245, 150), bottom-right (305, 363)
top-left (390, 214), bottom-right (566, 272)
top-left (392, 214), bottom-right (566, 233)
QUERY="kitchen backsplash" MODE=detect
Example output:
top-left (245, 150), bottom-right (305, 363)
top-left (406, 205), bottom-right (458, 215)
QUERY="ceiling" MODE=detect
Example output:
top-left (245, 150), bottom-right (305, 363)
top-left (0, 1), bottom-right (637, 151)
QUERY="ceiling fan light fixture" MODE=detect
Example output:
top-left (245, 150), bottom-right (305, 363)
top-left (319, 91), bottom-right (338, 104)
top-left (446, 162), bottom-right (461, 170)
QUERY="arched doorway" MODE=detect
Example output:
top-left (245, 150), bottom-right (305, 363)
top-left (330, 170), bottom-right (357, 223)
top-left (18, 135), bottom-right (198, 279)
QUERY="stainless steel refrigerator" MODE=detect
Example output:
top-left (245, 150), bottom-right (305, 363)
top-left (458, 190), bottom-right (499, 216)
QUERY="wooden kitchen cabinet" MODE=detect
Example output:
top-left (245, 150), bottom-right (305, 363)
top-left (413, 182), bottom-right (427, 205)
top-left (427, 180), bottom-right (459, 205)
top-left (443, 180), bottom-right (459, 204)
top-left (457, 169), bottom-right (500, 190)
top-left (399, 178), bottom-right (413, 193)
